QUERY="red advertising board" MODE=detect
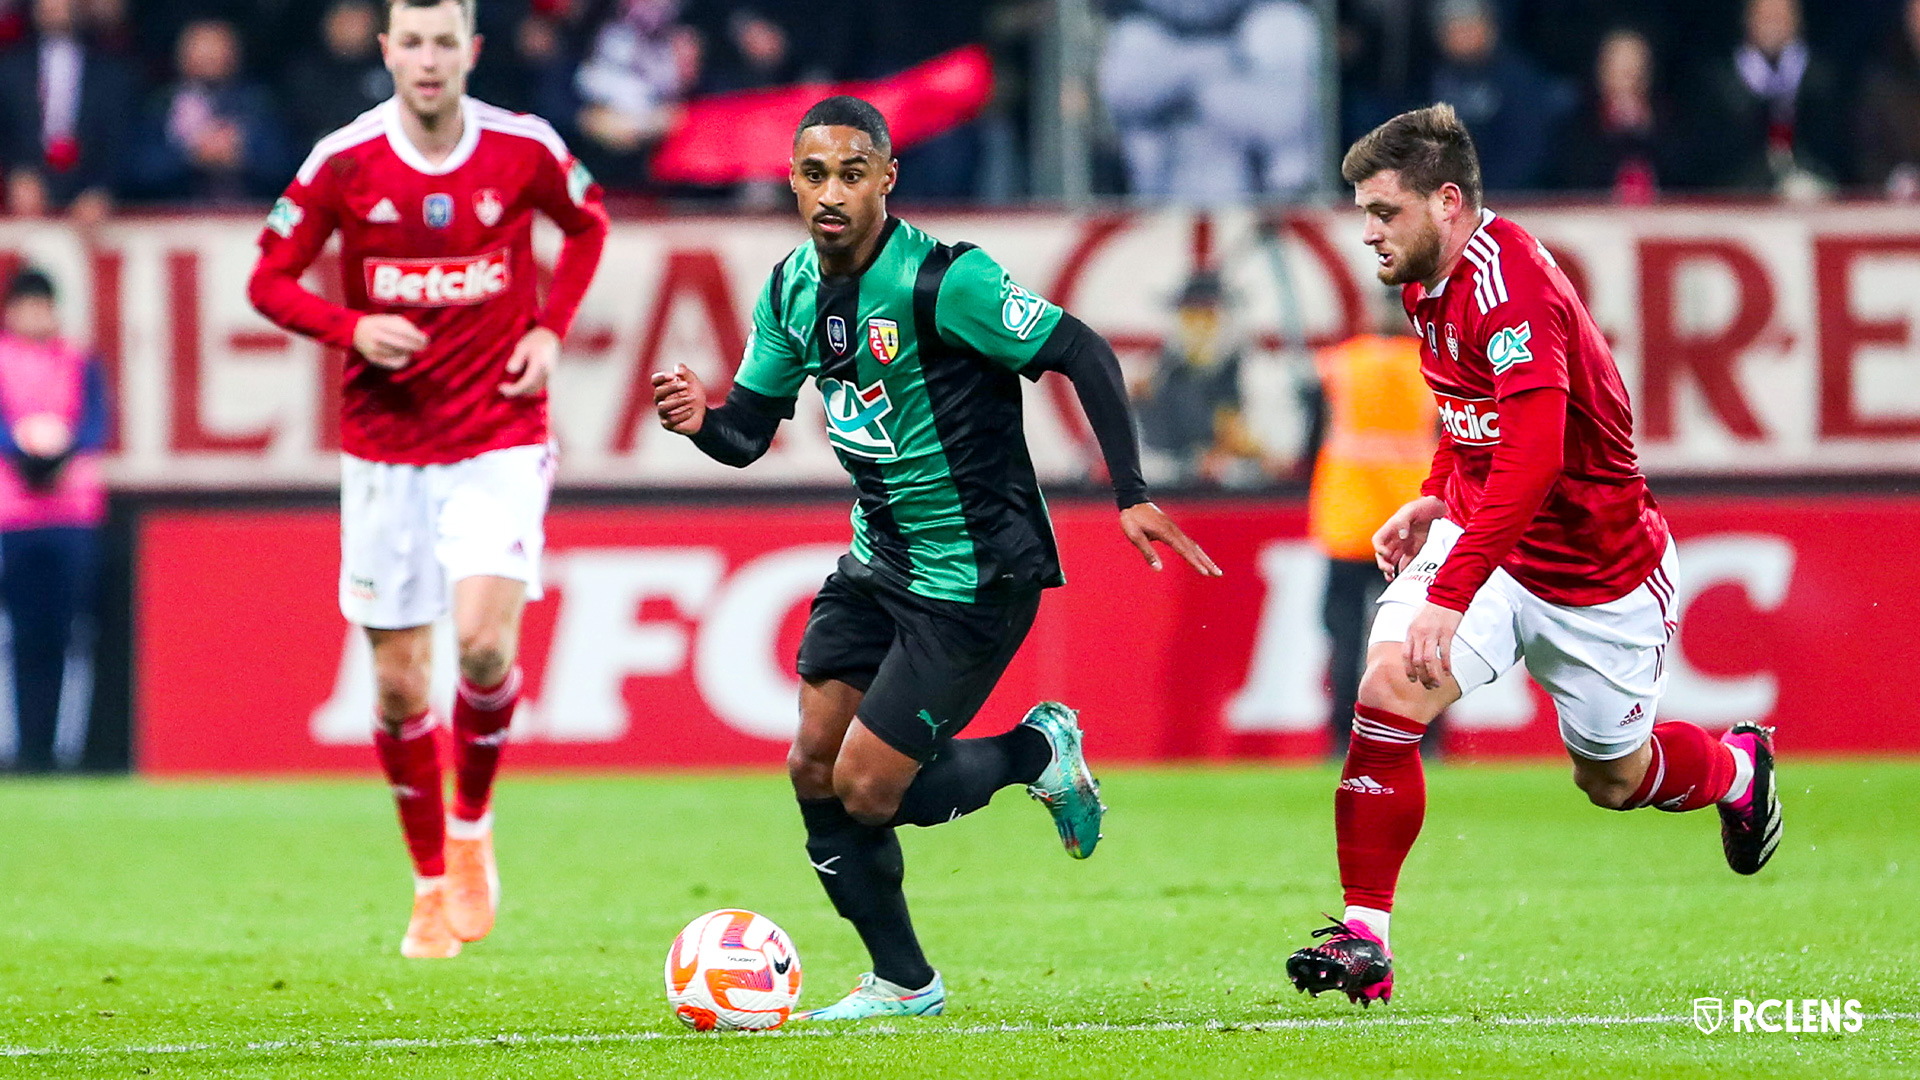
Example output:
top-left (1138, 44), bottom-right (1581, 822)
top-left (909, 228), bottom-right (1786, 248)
top-left (136, 496), bottom-right (1913, 774)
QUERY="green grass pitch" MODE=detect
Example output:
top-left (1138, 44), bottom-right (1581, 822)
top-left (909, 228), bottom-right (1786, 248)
top-left (1, 761), bottom-right (1915, 1078)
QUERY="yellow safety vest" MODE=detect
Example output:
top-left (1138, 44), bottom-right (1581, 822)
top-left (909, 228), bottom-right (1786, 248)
top-left (1309, 334), bottom-right (1437, 561)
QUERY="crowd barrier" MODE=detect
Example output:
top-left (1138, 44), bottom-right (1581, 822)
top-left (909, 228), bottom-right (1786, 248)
top-left (135, 495), bottom-right (1910, 773)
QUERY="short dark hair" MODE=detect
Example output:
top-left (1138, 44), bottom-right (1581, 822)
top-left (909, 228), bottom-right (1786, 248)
top-left (388, 0), bottom-right (475, 31)
top-left (794, 96), bottom-right (892, 157)
top-left (4, 268), bottom-right (54, 304)
top-left (1341, 103), bottom-right (1483, 209)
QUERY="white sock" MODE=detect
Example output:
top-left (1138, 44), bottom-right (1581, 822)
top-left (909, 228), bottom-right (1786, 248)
top-left (446, 811), bottom-right (493, 840)
top-left (1721, 746), bottom-right (1754, 806)
top-left (870, 971), bottom-right (940, 996)
top-left (1344, 905), bottom-right (1391, 949)
top-left (413, 875), bottom-right (444, 895)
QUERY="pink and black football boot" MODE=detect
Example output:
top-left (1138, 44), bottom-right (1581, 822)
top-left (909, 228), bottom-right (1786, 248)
top-left (1719, 724), bottom-right (1782, 876)
top-left (1286, 917), bottom-right (1393, 1006)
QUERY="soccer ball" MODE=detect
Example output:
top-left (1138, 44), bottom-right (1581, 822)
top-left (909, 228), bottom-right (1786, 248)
top-left (663, 909), bottom-right (803, 1031)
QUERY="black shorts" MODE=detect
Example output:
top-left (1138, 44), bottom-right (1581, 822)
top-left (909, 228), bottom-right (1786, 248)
top-left (796, 554), bottom-right (1041, 762)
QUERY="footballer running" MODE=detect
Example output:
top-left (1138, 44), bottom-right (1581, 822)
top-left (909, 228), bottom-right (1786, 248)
top-left (652, 96), bottom-right (1222, 1021)
top-left (248, 0), bottom-right (608, 957)
top-left (1284, 104), bottom-right (1783, 1006)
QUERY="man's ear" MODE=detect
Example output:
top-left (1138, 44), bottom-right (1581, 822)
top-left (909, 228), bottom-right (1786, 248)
top-left (884, 158), bottom-right (898, 195)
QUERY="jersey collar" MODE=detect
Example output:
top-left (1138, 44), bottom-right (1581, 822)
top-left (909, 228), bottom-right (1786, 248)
top-left (821, 215), bottom-right (902, 282)
top-left (1426, 207), bottom-right (1498, 298)
top-left (380, 96), bottom-right (481, 176)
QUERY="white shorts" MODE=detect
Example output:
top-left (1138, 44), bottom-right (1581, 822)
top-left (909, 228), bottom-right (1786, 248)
top-left (339, 443), bottom-right (555, 629)
top-left (1370, 518), bottom-right (1678, 761)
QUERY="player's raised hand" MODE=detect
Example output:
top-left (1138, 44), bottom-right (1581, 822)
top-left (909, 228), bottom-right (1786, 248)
top-left (501, 327), bottom-right (560, 397)
top-left (353, 314), bottom-right (428, 370)
top-left (1119, 502), bottom-right (1222, 577)
top-left (1373, 495), bottom-right (1448, 580)
top-left (650, 364), bottom-right (709, 434)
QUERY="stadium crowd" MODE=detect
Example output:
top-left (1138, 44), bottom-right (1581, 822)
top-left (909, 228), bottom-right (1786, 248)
top-left (1, 0), bottom-right (1918, 209)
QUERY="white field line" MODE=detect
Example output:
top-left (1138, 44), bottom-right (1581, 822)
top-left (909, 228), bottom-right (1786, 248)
top-left (5, 1012), bottom-right (1918, 1059)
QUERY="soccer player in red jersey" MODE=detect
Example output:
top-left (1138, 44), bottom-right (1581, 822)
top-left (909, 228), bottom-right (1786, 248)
top-left (1285, 105), bottom-right (1782, 1005)
top-left (247, 0), bottom-right (607, 958)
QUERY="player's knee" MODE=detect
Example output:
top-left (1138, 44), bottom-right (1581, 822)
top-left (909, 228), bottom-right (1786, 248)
top-left (372, 672), bottom-right (429, 732)
top-left (1357, 656), bottom-right (1440, 723)
top-left (834, 769), bottom-right (902, 826)
top-left (1574, 767), bottom-right (1639, 810)
top-left (456, 628), bottom-right (513, 687)
top-left (787, 744), bottom-right (835, 801)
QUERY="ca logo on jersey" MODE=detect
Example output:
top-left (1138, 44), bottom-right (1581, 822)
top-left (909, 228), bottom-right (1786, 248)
top-left (1488, 322), bottom-right (1533, 374)
top-left (1001, 280), bottom-right (1049, 340)
top-left (867, 318), bottom-right (900, 364)
top-left (820, 377), bottom-right (898, 460)
top-left (266, 196), bottom-right (303, 238)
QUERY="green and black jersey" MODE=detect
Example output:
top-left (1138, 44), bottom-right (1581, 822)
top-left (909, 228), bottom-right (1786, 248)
top-left (734, 217), bottom-right (1066, 604)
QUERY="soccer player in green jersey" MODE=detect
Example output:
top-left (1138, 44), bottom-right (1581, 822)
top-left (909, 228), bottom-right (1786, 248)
top-left (652, 96), bottom-right (1221, 1021)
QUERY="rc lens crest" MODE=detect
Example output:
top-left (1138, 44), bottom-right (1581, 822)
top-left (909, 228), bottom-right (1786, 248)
top-left (867, 318), bottom-right (900, 364)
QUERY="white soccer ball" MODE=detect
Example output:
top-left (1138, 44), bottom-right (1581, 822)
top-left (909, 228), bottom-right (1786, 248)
top-left (663, 909), bottom-right (803, 1031)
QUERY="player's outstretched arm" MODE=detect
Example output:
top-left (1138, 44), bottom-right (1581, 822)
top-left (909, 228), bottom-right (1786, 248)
top-left (650, 364), bottom-right (793, 468)
top-left (1030, 314), bottom-right (1221, 578)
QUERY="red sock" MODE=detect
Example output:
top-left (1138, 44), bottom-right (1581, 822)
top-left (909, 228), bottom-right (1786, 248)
top-left (373, 710), bottom-right (445, 878)
top-left (451, 667), bottom-right (520, 823)
top-left (1624, 721), bottom-right (1736, 812)
top-left (1336, 705), bottom-right (1429, 912)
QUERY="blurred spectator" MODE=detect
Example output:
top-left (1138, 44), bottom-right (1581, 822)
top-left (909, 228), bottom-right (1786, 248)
top-left (573, 0), bottom-right (699, 189)
top-left (1693, 0), bottom-right (1847, 195)
top-left (130, 18), bottom-right (293, 203)
top-left (1428, 0), bottom-right (1575, 193)
top-left (1304, 290), bottom-right (1436, 754)
top-left (696, 8), bottom-right (795, 92)
top-left (468, 10), bottom-right (578, 122)
top-left (1134, 271), bottom-right (1273, 486)
top-left (0, 269), bottom-right (108, 773)
top-left (1855, 0), bottom-right (1920, 197)
top-left (1100, 0), bottom-right (1325, 203)
top-left (0, 0), bottom-right (134, 222)
top-left (1550, 27), bottom-right (1685, 201)
top-left (282, 1), bottom-right (390, 145)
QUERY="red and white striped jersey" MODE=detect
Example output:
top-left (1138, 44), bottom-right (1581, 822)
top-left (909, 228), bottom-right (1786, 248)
top-left (1402, 209), bottom-right (1667, 607)
top-left (249, 96), bottom-right (608, 465)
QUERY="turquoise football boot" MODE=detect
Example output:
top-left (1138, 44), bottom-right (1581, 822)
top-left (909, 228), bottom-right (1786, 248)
top-left (793, 971), bottom-right (946, 1022)
top-left (1021, 702), bottom-right (1106, 859)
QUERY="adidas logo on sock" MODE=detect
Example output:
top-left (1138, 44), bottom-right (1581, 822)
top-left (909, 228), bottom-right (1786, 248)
top-left (1339, 775), bottom-right (1396, 795)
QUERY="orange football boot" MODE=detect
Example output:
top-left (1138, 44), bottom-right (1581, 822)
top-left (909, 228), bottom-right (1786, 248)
top-left (400, 881), bottom-right (461, 959)
top-left (444, 817), bottom-right (499, 943)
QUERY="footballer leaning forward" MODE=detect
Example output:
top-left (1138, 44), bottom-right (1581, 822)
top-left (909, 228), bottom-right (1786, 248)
top-left (652, 96), bottom-right (1222, 1021)
top-left (1283, 104), bottom-right (1783, 1007)
top-left (248, 0), bottom-right (609, 958)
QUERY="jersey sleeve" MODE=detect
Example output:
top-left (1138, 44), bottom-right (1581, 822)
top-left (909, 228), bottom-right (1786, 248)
top-left (934, 247), bottom-right (1063, 371)
top-left (246, 161), bottom-right (358, 349)
top-left (731, 263), bottom-right (806, 400)
top-left (1473, 261), bottom-right (1571, 401)
top-left (525, 137), bottom-right (610, 339)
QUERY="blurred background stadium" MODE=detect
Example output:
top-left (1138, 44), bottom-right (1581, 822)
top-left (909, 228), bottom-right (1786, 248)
top-left (0, 0), bottom-right (1912, 776)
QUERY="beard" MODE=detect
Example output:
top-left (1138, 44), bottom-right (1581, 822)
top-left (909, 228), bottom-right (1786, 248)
top-left (1377, 218), bottom-right (1444, 285)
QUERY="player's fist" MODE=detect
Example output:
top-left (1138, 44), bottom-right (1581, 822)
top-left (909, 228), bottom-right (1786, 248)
top-left (502, 327), bottom-right (560, 397)
top-left (1373, 495), bottom-right (1448, 581)
top-left (651, 364), bottom-right (709, 435)
top-left (353, 314), bottom-right (428, 370)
